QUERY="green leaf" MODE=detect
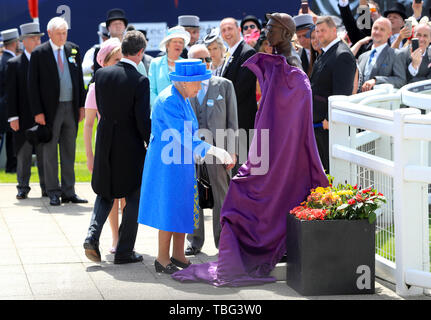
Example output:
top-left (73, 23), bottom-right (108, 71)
top-left (368, 212), bottom-right (377, 224)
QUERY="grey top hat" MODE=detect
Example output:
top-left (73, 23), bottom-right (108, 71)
top-left (1, 28), bottom-right (19, 44)
top-left (293, 14), bottom-right (314, 31)
top-left (178, 15), bottom-right (200, 28)
top-left (19, 22), bottom-right (44, 40)
top-left (97, 22), bottom-right (109, 38)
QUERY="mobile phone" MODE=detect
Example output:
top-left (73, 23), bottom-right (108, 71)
top-left (405, 19), bottom-right (412, 31)
top-left (412, 38), bottom-right (419, 51)
top-left (301, 0), bottom-right (309, 14)
top-left (415, 0), bottom-right (422, 4)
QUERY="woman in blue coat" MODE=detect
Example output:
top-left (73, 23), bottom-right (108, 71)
top-left (148, 26), bottom-right (189, 106)
top-left (138, 59), bottom-right (234, 274)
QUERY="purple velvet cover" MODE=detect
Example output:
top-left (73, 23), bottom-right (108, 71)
top-left (171, 53), bottom-right (328, 286)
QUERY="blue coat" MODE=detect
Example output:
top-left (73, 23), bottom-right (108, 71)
top-left (138, 85), bottom-right (211, 233)
top-left (148, 55), bottom-right (183, 106)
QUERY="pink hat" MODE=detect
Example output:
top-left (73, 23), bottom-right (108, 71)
top-left (96, 37), bottom-right (121, 67)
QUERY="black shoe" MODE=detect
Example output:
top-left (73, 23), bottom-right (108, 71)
top-left (154, 260), bottom-right (180, 274)
top-left (61, 194), bottom-right (88, 204)
top-left (185, 246), bottom-right (201, 256)
top-left (170, 257), bottom-right (192, 269)
top-left (83, 238), bottom-right (101, 262)
top-left (114, 252), bottom-right (143, 264)
top-left (49, 195), bottom-right (61, 206)
top-left (16, 190), bottom-right (29, 200)
top-left (41, 191), bottom-right (48, 197)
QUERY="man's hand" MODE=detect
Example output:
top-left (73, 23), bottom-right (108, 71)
top-left (359, 36), bottom-right (372, 46)
top-left (79, 107), bottom-right (85, 122)
top-left (399, 26), bottom-right (412, 40)
top-left (359, 0), bottom-right (368, 5)
top-left (10, 119), bottom-right (19, 131)
top-left (35, 113), bottom-right (46, 125)
top-left (86, 154), bottom-right (94, 173)
top-left (322, 119), bottom-right (329, 130)
top-left (411, 47), bottom-right (424, 69)
top-left (362, 78), bottom-right (377, 92)
top-left (225, 153), bottom-right (237, 170)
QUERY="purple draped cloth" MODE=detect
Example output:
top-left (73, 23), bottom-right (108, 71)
top-left (171, 53), bottom-right (328, 286)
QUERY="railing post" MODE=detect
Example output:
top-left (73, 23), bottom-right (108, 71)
top-left (393, 108), bottom-right (425, 296)
top-left (329, 95), bottom-right (353, 186)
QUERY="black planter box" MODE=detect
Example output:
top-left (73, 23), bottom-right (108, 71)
top-left (286, 214), bottom-right (376, 296)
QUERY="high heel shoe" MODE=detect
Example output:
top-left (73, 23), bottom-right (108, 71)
top-left (154, 260), bottom-right (180, 274)
top-left (170, 257), bottom-right (192, 269)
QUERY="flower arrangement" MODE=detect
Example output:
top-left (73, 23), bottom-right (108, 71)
top-left (290, 177), bottom-right (386, 223)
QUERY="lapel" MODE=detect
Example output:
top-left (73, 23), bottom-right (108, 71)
top-left (370, 45), bottom-right (388, 78)
top-left (204, 79), bottom-right (218, 121)
top-left (310, 42), bottom-right (338, 81)
top-left (44, 41), bottom-right (60, 85)
top-left (222, 40), bottom-right (243, 77)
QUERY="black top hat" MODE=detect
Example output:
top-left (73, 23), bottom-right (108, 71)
top-left (240, 15), bottom-right (262, 33)
top-left (25, 124), bottom-right (52, 146)
top-left (384, 3), bottom-right (407, 20)
top-left (106, 8), bottom-right (128, 28)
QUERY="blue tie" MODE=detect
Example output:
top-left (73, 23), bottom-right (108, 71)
top-left (364, 49), bottom-right (376, 81)
top-left (197, 82), bottom-right (206, 105)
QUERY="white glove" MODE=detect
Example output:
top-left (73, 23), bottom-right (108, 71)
top-left (206, 146), bottom-right (234, 165)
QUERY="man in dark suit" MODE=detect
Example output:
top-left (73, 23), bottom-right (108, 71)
top-left (28, 16), bottom-right (87, 206)
top-left (401, 23), bottom-right (431, 84)
top-left (0, 28), bottom-right (19, 173)
top-left (220, 17), bottom-right (257, 168)
top-left (5, 22), bottom-right (46, 199)
top-left (310, 16), bottom-right (356, 173)
top-left (358, 17), bottom-right (406, 91)
top-left (83, 30), bottom-right (151, 264)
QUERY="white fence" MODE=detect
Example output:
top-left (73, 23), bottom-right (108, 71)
top-left (329, 81), bottom-right (431, 296)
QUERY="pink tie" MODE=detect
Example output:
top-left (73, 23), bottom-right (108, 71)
top-left (57, 49), bottom-right (64, 73)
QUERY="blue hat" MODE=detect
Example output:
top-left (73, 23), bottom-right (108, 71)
top-left (169, 59), bottom-right (212, 82)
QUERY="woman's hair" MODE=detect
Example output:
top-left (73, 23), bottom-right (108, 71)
top-left (47, 17), bottom-right (68, 31)
top-left (206, 37), bottom-right (226, 54)
top-left (104, 46), bottom-right (122, 65)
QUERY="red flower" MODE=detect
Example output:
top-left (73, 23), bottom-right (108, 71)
top-left (348, 199), bottom-right (356, 205)
top-left (378, 192), bottom-right (383, 196)
top-left (353, 184), bottom-right (358, 190)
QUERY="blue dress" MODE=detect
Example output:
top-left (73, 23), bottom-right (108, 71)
top-left (138, 85), bottom-right (212, 233)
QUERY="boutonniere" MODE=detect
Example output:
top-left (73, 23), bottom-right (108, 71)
top-left (71, 48), bottom-right (78, 55)
top-left (68, 56), bottom-right (76, 64)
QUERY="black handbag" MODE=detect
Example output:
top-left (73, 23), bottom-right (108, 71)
top-left (197, 163), bottom-right (214, 209)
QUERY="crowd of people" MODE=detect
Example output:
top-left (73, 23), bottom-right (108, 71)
top-left (0, 1), bottom-right (430, 279)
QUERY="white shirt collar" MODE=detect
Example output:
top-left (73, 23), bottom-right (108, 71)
top-left (24, 50), bottom-right (31, 61)
top-left (3, 49), bottom-right (16, 57)
top-left (228, 39), bottom-right (242, 55)
top-left (120, 58), bottom-right (138, 70)
top-left (371, 42), bottom-right (387, 53)
top-left (322, 37), bottom-right (340, 53)
top-left (49, 39), bottom-right (64, 51)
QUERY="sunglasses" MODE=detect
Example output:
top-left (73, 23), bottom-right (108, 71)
top-left (243, 24), bottom-right (257, 31)
top-left (199, 57), bottom-right (212, 63)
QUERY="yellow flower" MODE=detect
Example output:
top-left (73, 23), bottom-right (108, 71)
top-left (71, 48), bottom-right (78, 55)
top-left (337, 190), bottom-right (354, 196)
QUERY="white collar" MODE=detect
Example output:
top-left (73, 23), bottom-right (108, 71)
top-left (120, 58), bottom-right (138, 70)
top-left (202, 79), bottom-right (209, 86)
top-left (371, 42), bottom-right (387, 54)
top-left (228, 39), bottom-right (242, 55)
top-left (322, 37), bottom-right (340, 53)
top-left (24, 50), bottom-right (31, 61)
top-left (49, 39), bottom-right (64, 51)
top-left (3, 49), bottom-right (16, 57)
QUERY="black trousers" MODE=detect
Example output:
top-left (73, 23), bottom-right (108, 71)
top-left (5, 131), bottom-right (17, 172)
top-left (86, 187), bottom-right (141, 259)
top-left (314, 127), bottom-right (329, 174)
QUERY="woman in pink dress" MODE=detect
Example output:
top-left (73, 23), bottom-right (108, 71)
top-left (83, 38), bottom-right (124, 253)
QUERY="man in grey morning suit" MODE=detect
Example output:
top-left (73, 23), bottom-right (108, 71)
top-left (185, 44), bottom-right (238, 255)
top-left (399, 23), bottom-right (431, 84)
top-left (358, 17), bottom-right (406, 92)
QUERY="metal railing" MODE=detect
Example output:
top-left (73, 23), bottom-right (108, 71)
top-left (329, 81), bottom-right (431, 296)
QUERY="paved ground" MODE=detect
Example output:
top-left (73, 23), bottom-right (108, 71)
top-left (0, 182), bottom-right (428, 301)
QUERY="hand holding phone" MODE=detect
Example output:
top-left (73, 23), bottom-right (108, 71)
top-left (301, 0), bottom-right (309, 14)
top-left (412, 38), bottom-right (419, 52)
